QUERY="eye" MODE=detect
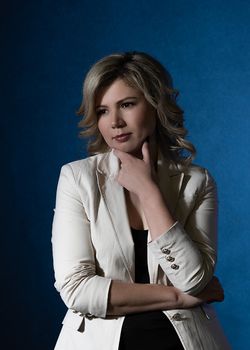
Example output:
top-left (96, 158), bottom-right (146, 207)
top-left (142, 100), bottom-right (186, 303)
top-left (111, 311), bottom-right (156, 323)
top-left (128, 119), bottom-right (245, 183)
top-left (121, 101), bottom-right (135, 109)
top-left (96, 108), bottom-right (107, 117)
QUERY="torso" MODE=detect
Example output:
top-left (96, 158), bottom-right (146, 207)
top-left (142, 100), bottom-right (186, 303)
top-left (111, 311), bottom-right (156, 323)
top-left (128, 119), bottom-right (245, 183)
top-left (118, 226), bottom-right (184, 350)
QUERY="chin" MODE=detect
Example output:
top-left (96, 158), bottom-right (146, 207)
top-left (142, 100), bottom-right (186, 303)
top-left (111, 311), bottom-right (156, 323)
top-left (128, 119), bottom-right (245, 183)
top-left (109, 136), bottom-right (145, 153)
top-left (113, 142), bottom-right (133, 151)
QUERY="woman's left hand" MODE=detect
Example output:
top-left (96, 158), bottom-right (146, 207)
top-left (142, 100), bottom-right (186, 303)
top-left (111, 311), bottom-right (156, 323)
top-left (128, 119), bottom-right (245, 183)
top-left (113, 142), bottom-right (157, 198)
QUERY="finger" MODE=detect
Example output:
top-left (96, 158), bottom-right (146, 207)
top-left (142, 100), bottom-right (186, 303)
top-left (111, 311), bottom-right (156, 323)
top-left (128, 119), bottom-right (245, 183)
top-left (142, 141), bottom-right (150, 165)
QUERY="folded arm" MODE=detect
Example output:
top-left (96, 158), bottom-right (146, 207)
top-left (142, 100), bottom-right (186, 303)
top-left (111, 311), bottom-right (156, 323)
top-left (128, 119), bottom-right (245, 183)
top-left (52, 163), bottom-right (219, 319)
top-left (107, 276), bottom-right (223, 316)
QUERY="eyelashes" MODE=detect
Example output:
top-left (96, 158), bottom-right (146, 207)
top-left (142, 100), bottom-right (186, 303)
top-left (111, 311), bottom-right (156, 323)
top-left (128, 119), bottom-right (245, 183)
top-left (96, 101), bottom-right (136, 117)
top-left (120, 101), bottom-right (135, 109)
top-left (96, 109), bottom-right (107, 117)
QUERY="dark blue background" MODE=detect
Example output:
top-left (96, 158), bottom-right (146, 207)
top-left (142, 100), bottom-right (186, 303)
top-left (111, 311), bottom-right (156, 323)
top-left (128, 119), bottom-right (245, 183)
top-left (2, 0), bottom-right (249, 348)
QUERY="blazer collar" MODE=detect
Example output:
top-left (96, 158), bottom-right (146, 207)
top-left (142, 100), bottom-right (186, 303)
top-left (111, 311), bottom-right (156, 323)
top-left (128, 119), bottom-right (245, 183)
top-left (96, 149), bottom-right (183, 176)
top-left (96, 149), bottom-right (185, 226)
top-left (96, 149), bottom-right (120, 178)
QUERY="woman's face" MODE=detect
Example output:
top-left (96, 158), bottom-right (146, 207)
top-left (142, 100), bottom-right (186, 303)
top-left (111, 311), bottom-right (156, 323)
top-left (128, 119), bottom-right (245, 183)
top-left (96, 78), bottom-right (156, 156)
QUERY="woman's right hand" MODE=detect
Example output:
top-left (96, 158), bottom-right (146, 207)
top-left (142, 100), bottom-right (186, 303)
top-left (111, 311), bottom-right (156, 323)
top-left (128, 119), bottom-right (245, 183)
top-left (196, 276), bottom-right (224, 303)
top-left (180, 276), bottom-right (224, 308)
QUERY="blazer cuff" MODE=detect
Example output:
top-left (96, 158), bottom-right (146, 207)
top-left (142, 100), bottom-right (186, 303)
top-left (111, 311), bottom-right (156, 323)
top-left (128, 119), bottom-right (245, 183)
top-left (148, 221), bottom-right (186, 256)
top-left (86, 276), bottom-right (112, 318)
top-left (58, 276), bottom-right (112, 319)
top-left (148, 222), bottom-right (203, 292)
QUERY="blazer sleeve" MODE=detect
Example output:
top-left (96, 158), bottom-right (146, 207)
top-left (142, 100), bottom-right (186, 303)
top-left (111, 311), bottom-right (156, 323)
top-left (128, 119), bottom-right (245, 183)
top-left (51, 164), bottom-right (112, 318)
top-left (148, 169), bottom-right (217, 295)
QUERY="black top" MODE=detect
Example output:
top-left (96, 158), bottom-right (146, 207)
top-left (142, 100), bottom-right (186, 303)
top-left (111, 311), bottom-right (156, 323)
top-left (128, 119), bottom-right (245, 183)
top-left (118, 227), bottom-right (184, 350)
top-left (132, 226), bottom-right (150, 283)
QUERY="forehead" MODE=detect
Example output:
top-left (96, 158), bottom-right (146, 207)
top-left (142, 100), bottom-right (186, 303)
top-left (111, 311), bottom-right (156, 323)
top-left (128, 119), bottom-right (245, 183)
top-left (95, 78), bottom-right (142, 106)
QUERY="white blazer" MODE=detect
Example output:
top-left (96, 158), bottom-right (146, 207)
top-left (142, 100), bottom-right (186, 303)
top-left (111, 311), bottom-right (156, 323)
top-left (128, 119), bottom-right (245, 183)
top-left (52, 150), bottom-right (231, 350)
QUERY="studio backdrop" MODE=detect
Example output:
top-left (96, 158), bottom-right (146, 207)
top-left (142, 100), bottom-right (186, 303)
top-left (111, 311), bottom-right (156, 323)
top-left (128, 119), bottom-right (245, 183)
top-left (2, 0), bottom-right (249, 349)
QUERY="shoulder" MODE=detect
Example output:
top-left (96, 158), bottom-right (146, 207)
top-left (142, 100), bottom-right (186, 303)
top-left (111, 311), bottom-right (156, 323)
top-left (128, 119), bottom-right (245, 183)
top-left (183, 163), bottom-right (214, 180)
top-left (60, 153), bottom-right (108, 180)
top-left (178, 162), bottom-right (217, 195)
top-left (56, 154), bottom-right (108, 201)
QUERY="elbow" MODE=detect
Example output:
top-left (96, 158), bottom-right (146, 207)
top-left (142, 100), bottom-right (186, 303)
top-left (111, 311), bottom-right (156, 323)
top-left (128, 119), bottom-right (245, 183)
top-left (180, 258), bottom-right (216, 295)
top-left (54, 269), bottom-right (93, 314)
top-left (54, 271), bottom-right (112, 318)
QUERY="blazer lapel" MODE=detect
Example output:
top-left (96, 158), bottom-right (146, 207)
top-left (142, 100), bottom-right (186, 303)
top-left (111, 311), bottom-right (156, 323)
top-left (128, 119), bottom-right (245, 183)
top-left (157, 157), bottom-right (185, 216)
top-left (96, 151), bottom-right (134, 282)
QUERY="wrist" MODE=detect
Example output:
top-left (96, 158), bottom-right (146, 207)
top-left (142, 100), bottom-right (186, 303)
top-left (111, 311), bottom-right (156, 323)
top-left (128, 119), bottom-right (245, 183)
top-left (179, 292), bottom-right (202, 309)
top-left (137, 182), bottom-right (161, 203)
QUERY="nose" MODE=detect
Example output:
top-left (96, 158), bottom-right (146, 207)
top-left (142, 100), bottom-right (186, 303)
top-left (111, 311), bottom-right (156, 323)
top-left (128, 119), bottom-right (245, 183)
top-left (111, 120), bottom-right (124, 128)
top-left (111, 110), bottom-right (125, 129)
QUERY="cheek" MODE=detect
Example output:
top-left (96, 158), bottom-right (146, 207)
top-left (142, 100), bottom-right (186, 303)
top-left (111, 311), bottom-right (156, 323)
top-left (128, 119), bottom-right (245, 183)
top-left (98, 120), bottom-right (111, 145)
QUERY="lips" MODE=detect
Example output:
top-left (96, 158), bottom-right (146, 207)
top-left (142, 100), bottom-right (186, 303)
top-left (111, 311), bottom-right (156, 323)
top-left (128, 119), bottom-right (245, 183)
top-left (113, 133), bottom-right (132, 142)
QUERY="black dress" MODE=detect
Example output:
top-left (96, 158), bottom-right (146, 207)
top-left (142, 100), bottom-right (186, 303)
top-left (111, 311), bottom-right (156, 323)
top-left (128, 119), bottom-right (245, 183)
top-left (118, 228), bottom-right (184, 350)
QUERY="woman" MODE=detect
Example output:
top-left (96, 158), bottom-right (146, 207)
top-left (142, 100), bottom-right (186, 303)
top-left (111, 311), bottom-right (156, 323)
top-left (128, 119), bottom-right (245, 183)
top-left (52, 52), bottom-right (231, 349)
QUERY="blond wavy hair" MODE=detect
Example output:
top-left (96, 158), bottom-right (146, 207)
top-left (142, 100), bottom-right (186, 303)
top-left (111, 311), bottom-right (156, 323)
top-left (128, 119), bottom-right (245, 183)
top-left (77, 51), bottom-right (196, 164)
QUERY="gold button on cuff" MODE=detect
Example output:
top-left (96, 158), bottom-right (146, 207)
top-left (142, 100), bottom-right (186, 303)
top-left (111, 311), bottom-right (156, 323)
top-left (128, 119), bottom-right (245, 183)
top-left (161, 247), bottom-right (171, 255)
top-left (86, 313), bottom-right (95, 320)
top-left (166, 256), bottom-right (175, 262)
top-left (171, 264), bottom-right (179, 270)
top-left (172, 313), bottom-right (182, 321)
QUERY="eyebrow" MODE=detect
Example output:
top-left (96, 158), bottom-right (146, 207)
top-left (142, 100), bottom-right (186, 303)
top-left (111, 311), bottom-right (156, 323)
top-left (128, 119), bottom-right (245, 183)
top-left (95, 96), bottom-right (138, 109)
